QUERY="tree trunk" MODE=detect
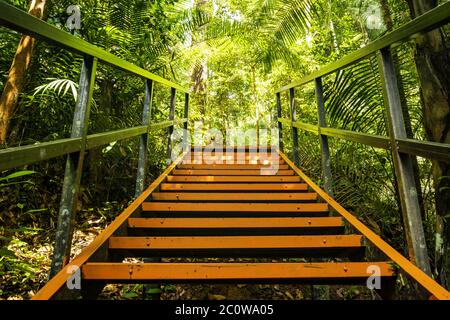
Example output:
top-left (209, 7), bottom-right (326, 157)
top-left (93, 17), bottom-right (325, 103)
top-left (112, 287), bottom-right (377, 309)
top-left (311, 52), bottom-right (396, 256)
top-left (328, 0), bottom-right (339, 54)
top-left (251, 67), bottom-right (260, 146)
top-left (0, 0), bottom-right (48, 145)
top-left (191, 61), bottom-right (207, 116)
top-left (406, 0), bottom-right (450, 287)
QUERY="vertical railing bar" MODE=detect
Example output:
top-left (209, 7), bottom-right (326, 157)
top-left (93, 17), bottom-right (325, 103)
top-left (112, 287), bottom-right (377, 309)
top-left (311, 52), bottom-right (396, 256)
top-left (134, 79), bottom-right (154, 198)
top-left (167, 87), bottom-right (176, 163)
top-left (378, 46), bottom-right (431, 275)
top-left (315, 77), bottom-right (334, 197)
top-left (138, 81), bottom-right (158, 301)
top-left (139, 80), bottom-right (158, 300)
top-left (289, 87), bottom-right (299, 166)
top-left (50, 55), bottom-right (98, 277)
top-left (276, 92), bottom-right (283, 151)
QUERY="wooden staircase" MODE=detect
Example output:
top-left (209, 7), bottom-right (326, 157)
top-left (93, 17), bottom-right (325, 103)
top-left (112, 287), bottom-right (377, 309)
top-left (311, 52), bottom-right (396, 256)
top-left (33, 148), bottom-right (450, 300)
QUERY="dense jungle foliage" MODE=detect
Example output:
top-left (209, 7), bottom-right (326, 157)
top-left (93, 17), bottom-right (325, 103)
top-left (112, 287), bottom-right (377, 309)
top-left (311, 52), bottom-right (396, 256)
top-left (0, 0), bottom-right (449, 300)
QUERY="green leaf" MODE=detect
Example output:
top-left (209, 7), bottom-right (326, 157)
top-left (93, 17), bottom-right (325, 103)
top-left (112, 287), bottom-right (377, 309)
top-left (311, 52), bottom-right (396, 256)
top-left (0, 248), bottom-right (17, 259)
top-left (146, 288), bottom-right (162, 294)
top-left (0, 170), bottom-right (37, 182)
top-left (33, 78), bottom-right (78, 102)
top-left (102, 141), bottom-right (117, 154)
top-left (123, 291), bottom-right (139, 299)
top-left (24, 208), bottom-right (48, 215)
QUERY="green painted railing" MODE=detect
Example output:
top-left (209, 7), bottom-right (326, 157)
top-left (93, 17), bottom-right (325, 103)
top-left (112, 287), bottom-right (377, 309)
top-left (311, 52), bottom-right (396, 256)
top-left (275, 1), bottom-right (450, 283)
top-left (0, 1), bottom-right (190, 277)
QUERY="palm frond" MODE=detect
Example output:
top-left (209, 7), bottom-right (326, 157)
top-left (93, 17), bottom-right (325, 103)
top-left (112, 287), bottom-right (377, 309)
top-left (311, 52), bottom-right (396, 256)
top-left (324, 55), bottom-right (386, 135)
top-left (33, 78), bottom-right (79, 102)
top-left (270, 0), bottom-right (316, 45)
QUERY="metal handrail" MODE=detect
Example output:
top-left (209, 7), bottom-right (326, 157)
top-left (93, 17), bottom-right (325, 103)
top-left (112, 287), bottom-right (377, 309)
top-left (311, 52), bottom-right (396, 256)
top-left (276, 1), bottom-right (450, 93)
top-left (277, 118), bottom-right (450, 162)
top-left (0, 1), bottom-right (189, 93)
top-left (275, 2), bottom-right (450, 162)
top-left (279, 150), bottom-right (450, 300)
top-left (32, 152), bottom-right (188, 300)
top-left (0, 1), bottom-right (190, 277)
top-left (275, 3), bottom-right (450, 285)
top-left (0, 119), bottom-right (188, 171)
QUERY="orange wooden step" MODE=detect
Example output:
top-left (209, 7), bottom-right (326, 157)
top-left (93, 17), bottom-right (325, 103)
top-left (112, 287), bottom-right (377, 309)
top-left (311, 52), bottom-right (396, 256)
top-left (128, 217), bottom-right (343, 229)
top-left (188, 151), bottom-right (278, 155)
top-left (127, 217), bottom-right (345, 235)
top-left (187, 154), bottom-right (282, 160)
top-left (190, 147), bottom-right (274, 151)
top-left (171, 169), bottom-right (294, 176)
top-left (160, 183), bottom-right (309, 191)
top-left (108, 235), bottom-right (364, 258)
top-left (187, 159), bottom-right (286, 165)
top-left (177, 164), bottom-right (290, 170)
top-left (186, 150), bottom-right (281, 158)
top-left (166, 176), bottom-right (301, 182)
top-left (82, 262), bottom-right (395, 284)
top-left (142, 202), bottom-right (328, 212)
top-left (151, 192), bottom-right (318, 201)
top-left (186, 157), bottom-right (282, 162)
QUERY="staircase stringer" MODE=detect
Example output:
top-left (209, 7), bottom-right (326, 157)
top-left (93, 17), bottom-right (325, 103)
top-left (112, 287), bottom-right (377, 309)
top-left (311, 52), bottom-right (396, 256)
top-left (32, 152), bottom-right (187, 300)
top-left (278, 149), bottom-right (450, 300)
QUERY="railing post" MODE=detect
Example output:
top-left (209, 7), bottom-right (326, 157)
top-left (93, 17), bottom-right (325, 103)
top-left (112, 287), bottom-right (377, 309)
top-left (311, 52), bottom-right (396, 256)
top-left (134, 79), bottom-right (154, 198)
top-left (315, 77), bottom-right (334, 197)
top-left (167, 87), bottom-right (176, 162)
top-left (183, 92), bottom-right (189, 151)
top-left (135, 82), bottom-right (158, 301)
top-left (378, 47), bottom-right (431, 275)
top-left (50, 56), bottom-right (97, 277)
top-left (313, 77), bottom-right (333, 300)
top-left (276, 92), bottom-right (283, 151)
top-left (289, 88), bottom-right (299, 166)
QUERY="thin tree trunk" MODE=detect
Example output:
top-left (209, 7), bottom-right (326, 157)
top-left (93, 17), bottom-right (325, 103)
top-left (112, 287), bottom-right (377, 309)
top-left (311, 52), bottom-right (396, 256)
top-left (406, 0), bottom-right (450, 287)
top-left (191, 61), bottom-right (207, 116)
top-left (252, 67), bottom-right (260, 146)
top-left (0, 0), bottom-right (48, 144)
top-left (328, 0), bottom-right (339, 54)
top-left (191, 0), bottom-right (208, 118)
